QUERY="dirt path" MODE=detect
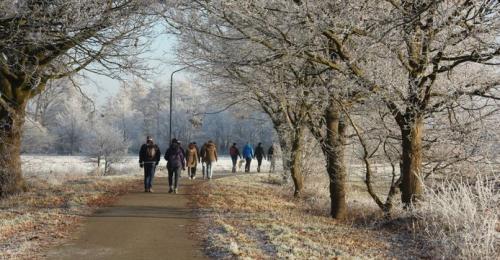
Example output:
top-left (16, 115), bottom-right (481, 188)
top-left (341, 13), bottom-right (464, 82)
top-left (45, 177), bottom-right (207, 260)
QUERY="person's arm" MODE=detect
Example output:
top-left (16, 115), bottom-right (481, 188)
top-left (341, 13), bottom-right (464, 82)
top-left (164, 148), bottom-right (169, 161)
top-left (215, 148), bottom-right (218, 162)
top-left (139, 145), bottom-right (145, 167)
top-left (155, 146), bottom-right (161, 166)
top-left (181, 151), bottom-right (186, 170)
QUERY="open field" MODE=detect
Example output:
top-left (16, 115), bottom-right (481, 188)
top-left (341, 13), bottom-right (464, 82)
top-left (189, 172), bottom-right (499, 259)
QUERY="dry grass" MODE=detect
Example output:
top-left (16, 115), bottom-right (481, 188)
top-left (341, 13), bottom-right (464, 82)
top-left (411, 175), bottom-right (499, 259)
top-left (189, 173), bottom-right (432, 259)
top-left (0, 175), bottom-right (140, 260)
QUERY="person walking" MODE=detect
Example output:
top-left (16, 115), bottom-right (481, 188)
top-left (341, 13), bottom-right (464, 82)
top-left (185, 142), bottom-right (199, 180)
top-left (139, 136), bottom-right (161, 193)
top-left (267, 144), bottom-right (276, 173)
top-left (203, 140), bottom-right (218, 179)
top-left (229, 143), bottom-right (241, 173)
top-left (199, 142), bottom-right (207, 179)
top-left (254, 142), bottom-right (265, 173)
top-left (164, 138), bottom-right (185, 194)
top-left (242, 142), bottom-right (254, 173)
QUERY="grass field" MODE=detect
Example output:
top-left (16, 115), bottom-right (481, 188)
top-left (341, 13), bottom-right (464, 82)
top-left (189, 172), bottom-right (499, 259)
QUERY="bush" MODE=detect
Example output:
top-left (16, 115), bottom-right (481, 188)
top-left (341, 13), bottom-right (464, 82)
top-left (413, 174), bottom-right (499, 259)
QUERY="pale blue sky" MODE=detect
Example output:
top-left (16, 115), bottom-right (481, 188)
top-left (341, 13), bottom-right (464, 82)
top-left (81, 31), bottom-right (192, 105)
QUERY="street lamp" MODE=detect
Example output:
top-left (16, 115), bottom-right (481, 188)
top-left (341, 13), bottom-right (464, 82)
top-left (169, 66), bottom-right (191, 142)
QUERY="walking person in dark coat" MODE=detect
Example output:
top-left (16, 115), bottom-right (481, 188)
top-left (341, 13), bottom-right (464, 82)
top-left (164, 138), bottom-right (185, 194)
top-left (139, 136), bottom-right (161, 192)
top-left (267, 144), bottom-right (276, 173)
top-left (254, 142), bottom-right (265, 172)
top-left (199, 142), bottom-right (207, 179)
top-left (229, 143), bottom-right (241, 173)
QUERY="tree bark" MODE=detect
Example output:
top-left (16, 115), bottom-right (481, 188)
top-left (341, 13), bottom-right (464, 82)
top-left (324, 105), bottom-right (347, 219)
top-left (290, 125), bottom-right (305, 197)
top-left (275, 126), bottom-right (292, 182)
top-left (0, 107), bottom-right (26, 196)
top-left (275, 124), bottom-right (305, 196)
top-left (400, 114), bottom-right (424, 205)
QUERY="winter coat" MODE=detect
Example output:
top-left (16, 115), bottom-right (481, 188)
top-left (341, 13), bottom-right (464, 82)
top-left (267, 146), bottom-right (274, 159)
top-left (139, 143), bottom-right (161, 165)
top-left (229, 145), bottom-right (241, 158)
top-left (199, 143), bottom-right (207, 163)
top-left (255, 145), bottom-right (265, 159)
top-left (203, 142), bottom-right (218, 162)
top-left (186, 144), bottom-right (198, 167)
top-left (242, 144), bottom-right (254, 159)
top-left (164, 143), bottom-right (185, 169)
top-left (194, 144), bottom-right (201, 163)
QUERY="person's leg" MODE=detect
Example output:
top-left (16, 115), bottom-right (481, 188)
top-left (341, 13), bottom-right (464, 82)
top-left (174, 167), bottom-right (180, 193)
top-left (168, 167), bottom-right (174, 192)
top-left (257, 158), bottom-right (262, 172)
top-left (206, 161), bottom-right (212, 179)
top-left (149, 165), bottom-right (156, 191)
top-left (202, 162), bottom-right (206, 179)
top-left (191, 167), bottom-right (196, 179)
top-left (143, 166), bottom-right (149, 192)
top-left (231, 156), bottom-right (237, 173)
top-left (245, 158), bottom-right (250, 172)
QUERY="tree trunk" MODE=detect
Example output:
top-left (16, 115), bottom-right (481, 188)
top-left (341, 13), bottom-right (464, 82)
top-left (276, 126), bottom-right (292, 182)
top-left (400, 115), bottom-right (424, 205)
top-left (290, 125), bottom-right (305, 197)
top-left (275, 124), bottom-right (305, 196)
top-left (324, 105), bottom-right (347, 219)
top-left (0, 108), bottom-right (26, 196)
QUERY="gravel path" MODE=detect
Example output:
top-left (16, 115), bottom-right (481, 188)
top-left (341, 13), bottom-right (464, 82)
top-left (46, 177), bottom-right (207, 260)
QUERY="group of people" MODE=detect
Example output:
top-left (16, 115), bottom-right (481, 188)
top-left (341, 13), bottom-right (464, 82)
top-left (138, 136), bottom-right (218, 194)
top-left (139, 136), bottom-right (276, 194)
top-left (229, 142), bottom-right (276, 173)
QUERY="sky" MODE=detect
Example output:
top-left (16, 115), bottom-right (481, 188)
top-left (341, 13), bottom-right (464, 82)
top-left (81, 30), bottom-right (192, 105)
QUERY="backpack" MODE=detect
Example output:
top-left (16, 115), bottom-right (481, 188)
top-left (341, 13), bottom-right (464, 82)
top-left (229, 146), bottom-right (238, 157)
top-left (146, 145), bottom-right (156, 160)
top-left (167, 147), bottom-right (182, 168)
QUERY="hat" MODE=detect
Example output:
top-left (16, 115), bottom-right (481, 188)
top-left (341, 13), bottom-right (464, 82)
top-left (147, 136), bottom-right (153, 141)
top-left (171, 138), bottom-right (179, 144)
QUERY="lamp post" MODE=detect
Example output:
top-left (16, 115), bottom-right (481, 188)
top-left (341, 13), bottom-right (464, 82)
top-left (169, 66), bottom-right (190, 142)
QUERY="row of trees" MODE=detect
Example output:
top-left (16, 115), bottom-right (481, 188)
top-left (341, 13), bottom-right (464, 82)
top-left (21, 77), bottom-right (275, 173)
top-left (1, 1), bottom-right (498, 221)
top-left (164, 0), bottom-right (499, 218)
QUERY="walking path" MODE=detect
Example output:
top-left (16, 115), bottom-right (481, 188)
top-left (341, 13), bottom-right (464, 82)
top-left (46, 177), bottom-right (207, 260)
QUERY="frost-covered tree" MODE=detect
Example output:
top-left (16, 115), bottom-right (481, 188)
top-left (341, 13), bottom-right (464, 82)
top-left (82, 120), bottom-right (129, 175)
top-left (0, 0), bottom-right (157, 196)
